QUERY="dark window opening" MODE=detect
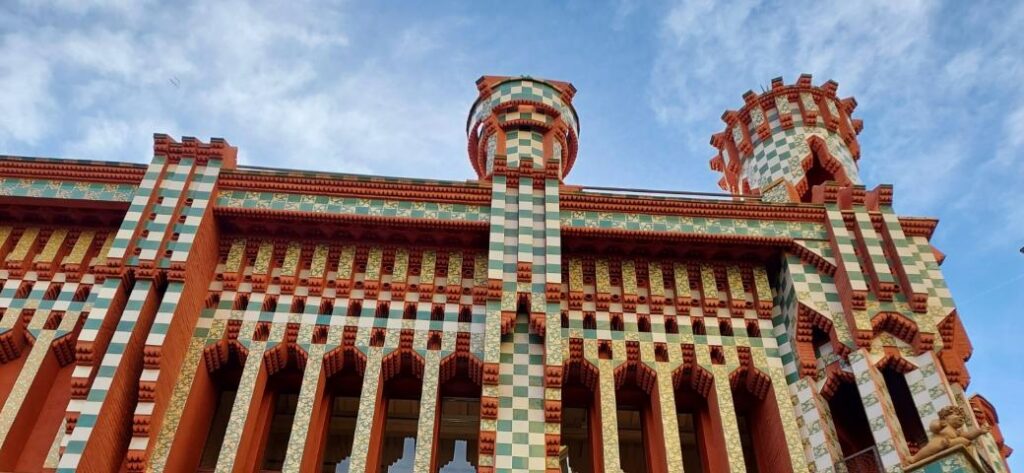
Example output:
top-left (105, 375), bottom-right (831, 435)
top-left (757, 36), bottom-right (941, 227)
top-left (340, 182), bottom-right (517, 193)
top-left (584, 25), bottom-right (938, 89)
top-left (638, 316), bottom-right (651, 333)
top-left (665, 317), bottom-right (679, 334)
top-left (616, 369), bottom-right (653, 473)
top-left (319, 351), bottom-right (365, 472)
top-left (746, 321), bottom-right (761, 338)
top-left (611, 314), bottom-right (624, 332)
top-left (719, 320), bottom-right (733, 337)
top-left (828, 381), bottom-right (878, 464)
top-left (800, 147), bottom-right (839, 202)
top-left (434, 357), bottom-right (482, 473)
top-left (882, 367), bottom-right (928, 450)
top-left (692, 319), bottom-right (706, 336)
top-left (562, 363), bottom-right (598, 473)
top-left (198, 350), bottom-right (245, 469)
top-left (676, 381), bottom-right (713, 473)
top-left (375, 355), bottom-right (424, 472)
top-left (583, 313), bottom-right (597, 330)
top-left (260, 393), bottom-right (299, 471)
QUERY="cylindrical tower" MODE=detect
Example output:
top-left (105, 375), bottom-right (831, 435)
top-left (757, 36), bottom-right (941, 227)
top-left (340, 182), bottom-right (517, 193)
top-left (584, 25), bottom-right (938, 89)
top-left (709, 74), bottom-right (864, 203)
top-left (467, 76), bottom-right (580, 180)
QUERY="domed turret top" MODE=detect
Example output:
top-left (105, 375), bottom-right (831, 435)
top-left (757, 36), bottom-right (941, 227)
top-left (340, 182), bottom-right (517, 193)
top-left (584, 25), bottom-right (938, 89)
top-left (709, 74), bottom-right (864, 203)
top-left (467, 76), bottom-right (579, 180)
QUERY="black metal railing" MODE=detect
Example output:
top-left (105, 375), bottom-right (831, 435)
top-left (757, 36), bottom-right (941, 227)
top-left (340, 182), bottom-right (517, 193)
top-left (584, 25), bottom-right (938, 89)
top-left (838, 446), bottom-right (883, 473)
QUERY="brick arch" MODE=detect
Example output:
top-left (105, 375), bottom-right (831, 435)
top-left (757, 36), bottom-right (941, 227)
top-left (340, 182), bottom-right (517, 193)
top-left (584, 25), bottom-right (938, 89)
top-left (323, 345), bottom-right (367, 378)
top-left (672, 362), bottom-right (714, 399)
top-left (439, 351), bottom-right (483, 387)
top-left (729, 364), bottom-right (772, 401)
top-left (875, 347), bottom-right (917, 374)
top-left (263, 342), bottom-right (307, 376)
top-left (795, 305), bottom-right (851, 378)
top-left (614, 361), bottom-right (657, 395)
top-left (202, 339), bottom-right (249, 373)
top-left (794, 135), bottom-right (853, 200)
top-left (562, 357), bottom-right (599, 392)
top-left (819, 365), bottom-right (856, 401)
top-left (872, 311), bottom-right (932, 353)
top-left (381, 348), bottom-right (425, 382)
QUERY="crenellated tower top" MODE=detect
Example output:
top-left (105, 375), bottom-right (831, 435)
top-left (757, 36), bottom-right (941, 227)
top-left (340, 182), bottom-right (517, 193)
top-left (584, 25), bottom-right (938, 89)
top-left (467, 76), bottom-right (580, 180)
top-left (709, 74), bottom-right (864, 203)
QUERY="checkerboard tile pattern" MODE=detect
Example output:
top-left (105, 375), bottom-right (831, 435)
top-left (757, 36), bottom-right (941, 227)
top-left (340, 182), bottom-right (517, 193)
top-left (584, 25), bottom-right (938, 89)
top-left (905, 352), bottom-right (952, 433)
top-left (792, 378), bottom-right (845, 473)
top-left (744, 122), bottom-right (861, 193)
top-left (471, 79), bottom-right (578, 135)
top-left (0, 177), bottom-right (136, 202)
top-left (562, 209), bottom-right (827, 239)
top-left (849, 350), bottom-right (907, 470)
top-left (505, 130), bottom-right (545, 170)
top-left (60, 279), bottom-right (156, 472)
top-left (216, 190), bottom-right (489, 222)
top-left (495, 312), bottom-right (547, 472)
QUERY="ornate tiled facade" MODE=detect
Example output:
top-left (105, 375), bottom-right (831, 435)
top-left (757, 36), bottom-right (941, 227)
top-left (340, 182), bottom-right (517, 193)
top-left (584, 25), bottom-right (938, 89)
top-left (0, 75), bottom-right (1010, 472)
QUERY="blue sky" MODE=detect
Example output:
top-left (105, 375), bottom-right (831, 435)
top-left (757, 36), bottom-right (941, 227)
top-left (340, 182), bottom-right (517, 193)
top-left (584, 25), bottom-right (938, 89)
top-left (2, 0), bottom-right (1021, 464)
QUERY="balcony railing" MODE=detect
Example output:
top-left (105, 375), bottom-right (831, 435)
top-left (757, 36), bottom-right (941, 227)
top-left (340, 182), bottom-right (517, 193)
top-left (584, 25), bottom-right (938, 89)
top-left (836, 446), bottom-right (883, 473)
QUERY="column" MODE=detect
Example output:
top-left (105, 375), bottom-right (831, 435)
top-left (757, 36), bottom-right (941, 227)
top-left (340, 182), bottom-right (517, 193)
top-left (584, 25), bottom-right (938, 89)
top-left (596, 359), bottom-right (621, 472)
top-left (345, 347), bottom-right (385, 473)
top-left (281, 343), bottom-right (327, 472)
top-left (412, 350), bottom-right (442, 472)
top-left (213, 339), bottom-right (269, 472)
top-left (849, 349), bottom-right (908, 470)
top-left (654, 364), bottom-right (685, 472)
top-left (709, 364), bottom-right (747, 473)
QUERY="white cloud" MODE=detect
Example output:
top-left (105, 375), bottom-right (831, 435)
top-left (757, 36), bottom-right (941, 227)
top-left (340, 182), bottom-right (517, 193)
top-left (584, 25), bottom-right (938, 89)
top-left (0, 0), bottom-right (473, 178)
top-left (650, 1), bottom-right (1024, 214)
top-left (0, 34), bottom-right (55, 147)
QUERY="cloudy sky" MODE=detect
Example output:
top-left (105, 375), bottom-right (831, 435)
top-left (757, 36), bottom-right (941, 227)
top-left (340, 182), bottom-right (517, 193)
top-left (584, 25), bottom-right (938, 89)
top-left (2, 0), bottom-right (1021, 463)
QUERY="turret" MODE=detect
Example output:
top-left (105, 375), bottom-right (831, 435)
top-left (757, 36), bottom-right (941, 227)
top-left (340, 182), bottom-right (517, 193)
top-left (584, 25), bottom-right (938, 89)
top-left (709, 74), bottom-right (864, 203)
top-left (467, 76), bottom-right (580, 180)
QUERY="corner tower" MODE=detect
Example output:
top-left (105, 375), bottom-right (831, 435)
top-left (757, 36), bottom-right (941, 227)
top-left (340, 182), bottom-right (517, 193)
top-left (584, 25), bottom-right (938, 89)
top-left (709, 74), bottom-right (864, 202)
top-left (467, 76), bottom-right (580, 180)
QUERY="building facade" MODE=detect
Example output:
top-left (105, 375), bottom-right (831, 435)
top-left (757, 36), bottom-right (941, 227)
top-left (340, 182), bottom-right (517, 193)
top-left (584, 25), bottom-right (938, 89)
top-left (0, 75), bottom-right (1011, 472)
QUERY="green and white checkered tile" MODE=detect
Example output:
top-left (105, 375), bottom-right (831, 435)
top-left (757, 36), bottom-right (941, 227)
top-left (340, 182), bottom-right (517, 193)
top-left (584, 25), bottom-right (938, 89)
top-left (826, 207), bottom-right (869, 294)
top-left (517, 179), bottom-right (534, 263)
top-left (908, 236), bottom-right (955, 313)
top-left (506, 130), bottom-right (545, 170)
top-left (215, 191), bottom-right (489, 222)
top-left (471, 79), bottom-right (578, 136)
top-left (128, 281), bottom-right (186, 454)
top-left (494, 312), bottom-right (547, 472)
top-left (792, 377), bottom-right (844, 472)
top-left (905, 352), bottom-right (952, 429)
top-left (135, 159), bottom-right (193, 261)
top-left (59, 279), bottom-right (156, 472)
top-left (849, 350), bottom-right (905, 470)
top-left (561, 210), bottom-right (828, 240)
top-left (852, 209), bottom-right (896, 290)
top-left (107, 159), bottom-right (165, 262)
top-left (879, 209), bottom-right (929, 300)
top-left (168, 162), bottom-right (221, 263)
top-left (0, 177), bottom-right (136, 202)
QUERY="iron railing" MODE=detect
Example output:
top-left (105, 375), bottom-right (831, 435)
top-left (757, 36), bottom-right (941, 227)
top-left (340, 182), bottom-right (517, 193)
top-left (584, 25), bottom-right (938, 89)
top-left (837, 446), bottom-right (883, 473)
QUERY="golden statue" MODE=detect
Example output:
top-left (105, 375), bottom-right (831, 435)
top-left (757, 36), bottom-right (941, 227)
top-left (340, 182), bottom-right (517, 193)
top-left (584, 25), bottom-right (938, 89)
top-left (906, 405), bottom-right (990, 465)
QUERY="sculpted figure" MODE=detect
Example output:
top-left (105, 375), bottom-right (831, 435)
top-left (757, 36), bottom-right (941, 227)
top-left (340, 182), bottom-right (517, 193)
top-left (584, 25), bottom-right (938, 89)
top-left (907, 405), bottom-right (990, 465)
